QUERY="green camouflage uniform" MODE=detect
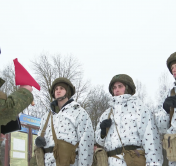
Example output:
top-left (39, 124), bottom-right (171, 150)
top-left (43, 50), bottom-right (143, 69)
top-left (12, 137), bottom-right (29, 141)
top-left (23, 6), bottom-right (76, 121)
top-left (0, 77), bottom-right (33, 166)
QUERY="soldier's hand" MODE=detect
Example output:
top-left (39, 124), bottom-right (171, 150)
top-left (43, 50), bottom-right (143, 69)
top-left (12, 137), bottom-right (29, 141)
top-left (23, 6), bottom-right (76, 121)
top-left (20, 85), bottom-right (33, 92)
top-left (100, 119), bottom-right (112, 137)
top-left (163, 96), bottom-right (176, 113)
top-left (35, 136), bottom-right (46, 147)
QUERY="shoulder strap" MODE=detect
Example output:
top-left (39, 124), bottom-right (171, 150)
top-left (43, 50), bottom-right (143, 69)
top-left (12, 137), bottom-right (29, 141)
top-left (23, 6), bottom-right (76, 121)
top-left (51, 114), bottom-right (57, 143)
top-left (105, 109), bottom-right (113, 135)
top-left (110, 108), bottom-right (125, 151)
top-left (105, 108), bottom-right (125, 150)
top-left (0, 91), bottom-right (7, 100)
top-left (40, 111), bottom-right (51, 137)
top-left (51, 114), bottom-right (79, 148)
top-left (170, 88), bottom-right (175, 127)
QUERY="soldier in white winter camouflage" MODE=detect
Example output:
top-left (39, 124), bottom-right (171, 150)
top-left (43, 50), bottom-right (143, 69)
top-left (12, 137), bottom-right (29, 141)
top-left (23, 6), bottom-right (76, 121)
top-left (155, 52), bottom-right (176, 166)
top-left (32, 77), bottom-right (94, 166)
top-left (95, 74), bottom-right (163, 166)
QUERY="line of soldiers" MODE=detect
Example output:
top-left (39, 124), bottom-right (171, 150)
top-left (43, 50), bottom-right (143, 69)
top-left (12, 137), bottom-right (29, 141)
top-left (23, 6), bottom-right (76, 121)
top-left (1, 52), bottom-right (176, 166)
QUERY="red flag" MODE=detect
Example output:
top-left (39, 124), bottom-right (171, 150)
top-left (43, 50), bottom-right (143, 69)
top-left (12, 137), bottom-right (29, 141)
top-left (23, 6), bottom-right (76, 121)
top-left (13, 58), bottom-right (40, 91)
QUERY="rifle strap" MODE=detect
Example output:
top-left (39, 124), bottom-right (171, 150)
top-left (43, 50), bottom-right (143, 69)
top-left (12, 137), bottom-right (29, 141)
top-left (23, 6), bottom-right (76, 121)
top-left (51, 113), bottom-right (57, 143)
top-left (40, 111), bottom-right (52, 138)
top-left (110, 108), bottom-right (125, 151)
top-left (170, 88), bottom-right (175, 127)
top-left (0, 91), bottom-right (7, 100)
top-left (105, 109), bottom-right (112, 136)
top-left (106, 109), bottom-right (124, 147)
top-left (106, 108), bottom-right (143, 151)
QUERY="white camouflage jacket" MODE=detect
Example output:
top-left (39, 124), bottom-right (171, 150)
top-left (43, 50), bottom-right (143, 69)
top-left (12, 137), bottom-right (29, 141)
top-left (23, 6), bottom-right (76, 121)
top-left (95, 94), bottom-right (163, 166)
top-left (37, 99), bottom-right (94, 166)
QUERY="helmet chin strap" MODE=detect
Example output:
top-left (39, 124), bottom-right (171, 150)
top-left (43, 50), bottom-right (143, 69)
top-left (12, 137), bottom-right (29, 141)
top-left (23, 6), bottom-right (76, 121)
top-left (56, 95), bottom-right (67, 101)
top-left (124, 85), bottom-right (128, 94)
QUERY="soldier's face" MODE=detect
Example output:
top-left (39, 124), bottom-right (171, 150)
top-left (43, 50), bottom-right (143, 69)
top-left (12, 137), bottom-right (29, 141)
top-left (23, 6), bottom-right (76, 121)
top-left (54, 86), bottom-right (66, 98)
top-left (171, 64), bottom-right (176, 78)
top-left (112, 82), bottom-right (126, 96)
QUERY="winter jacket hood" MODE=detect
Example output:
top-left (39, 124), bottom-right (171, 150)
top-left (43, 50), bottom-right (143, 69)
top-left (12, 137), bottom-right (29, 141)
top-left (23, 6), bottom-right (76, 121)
top-left (50, 98), bottom-right (74, 113)
top-left (108, 94), bottom-right (137, 107)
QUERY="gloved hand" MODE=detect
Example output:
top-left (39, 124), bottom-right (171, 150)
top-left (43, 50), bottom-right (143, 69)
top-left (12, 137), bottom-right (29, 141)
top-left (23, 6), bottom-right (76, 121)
top-left (163, 96), bottom-right (176, 113)
top-left (100, 119), bottom-right (112, 137)
top-left (35, 136), bottom-right (46, 147)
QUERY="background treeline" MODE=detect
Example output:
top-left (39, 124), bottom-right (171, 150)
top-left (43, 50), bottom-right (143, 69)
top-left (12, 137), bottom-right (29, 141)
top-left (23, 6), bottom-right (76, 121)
top-left (0, 54), bottom-right (172, 130)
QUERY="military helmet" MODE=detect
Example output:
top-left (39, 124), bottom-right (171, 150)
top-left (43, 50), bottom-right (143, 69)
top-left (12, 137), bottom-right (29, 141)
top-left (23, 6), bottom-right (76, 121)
top-left (109, 74), bottom-right (136, 95)
top-left (50, 77), bottom-right (75, 99)
top-left (167, 52), bottom-right (176, 74)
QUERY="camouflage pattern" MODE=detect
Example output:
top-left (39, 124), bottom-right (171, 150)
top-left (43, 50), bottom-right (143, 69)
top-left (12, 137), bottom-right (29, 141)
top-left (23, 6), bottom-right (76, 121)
top-left (0, 88), bottom-right (33, 134)
top-left (167, 52), bottom-right (176, 74)
top-left (0, 86), bottom-right (33, 165)
top-left (109, 74), bottom-right (136, 95)
top-left (0, 78), bottom-right (5, 88)
top-left (50, 77), bottom-right (75, 99)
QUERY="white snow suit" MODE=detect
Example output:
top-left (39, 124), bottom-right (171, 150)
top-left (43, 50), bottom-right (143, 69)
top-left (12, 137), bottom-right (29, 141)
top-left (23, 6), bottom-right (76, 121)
top-left (95, 94), bottom-right (163, 166)
top-left (37, 100), bottom-right (94, 166)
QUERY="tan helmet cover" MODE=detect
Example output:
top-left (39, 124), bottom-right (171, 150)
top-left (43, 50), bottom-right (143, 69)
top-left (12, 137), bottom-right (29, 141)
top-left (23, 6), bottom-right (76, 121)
top-left (50, 77), bottom-right (75, 99)
top-left (109, 74), bottom-right (136, 96)
top-left (167, 52), bottom-right (176, 74)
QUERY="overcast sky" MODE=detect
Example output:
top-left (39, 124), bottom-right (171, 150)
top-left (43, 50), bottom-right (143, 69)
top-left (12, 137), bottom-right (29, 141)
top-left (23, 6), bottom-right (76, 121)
top-left (0, 0), bottom-right (176, 103)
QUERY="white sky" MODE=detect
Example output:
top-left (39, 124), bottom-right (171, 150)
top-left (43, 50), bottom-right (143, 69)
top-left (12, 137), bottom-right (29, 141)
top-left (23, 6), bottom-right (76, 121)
top-left (0, 0), bottom-right (176, 103)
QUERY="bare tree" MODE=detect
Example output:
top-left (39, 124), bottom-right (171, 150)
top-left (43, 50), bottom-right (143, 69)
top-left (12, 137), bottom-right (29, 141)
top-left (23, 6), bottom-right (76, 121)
top-left (135, 79), bottom-right (147, 103)
top-left (0, 63), bottom-right (17, 95)
top-left (156, 71), bottom-right (172, 109)
top-left (134, 80), bottom-right (156, 112)
top-left (31, 53), bottom-right (90, 117)
top-left (145, 98), bottom-right (156, 113)
top-left (0, 53), bottom-right (90, 118)
top-left (86, 86), bottom-right (110, 130)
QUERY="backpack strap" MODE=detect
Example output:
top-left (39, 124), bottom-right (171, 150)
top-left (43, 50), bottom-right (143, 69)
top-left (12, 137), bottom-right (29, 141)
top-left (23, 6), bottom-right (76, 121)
top-left (51, 114), bottom-right (79, 147)
top-left (105, 108), bottom-right (113, 136)
top-left (170, 88), bottom-right (175, 127)
top-left (0, 91), bottom-right (7, 100)
top-left (51, 113), bottom-right (57, 143)
top-left (40, 111), bottom-right (52, 137)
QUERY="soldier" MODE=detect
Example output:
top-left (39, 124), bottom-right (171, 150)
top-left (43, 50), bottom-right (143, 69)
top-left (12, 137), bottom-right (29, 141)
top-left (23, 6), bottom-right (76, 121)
top-left (34, 77), bottom-right (94, 166)
top-left (95, 74), bottom-right (163, 166)
top-left (0, 77), bottom-right (33, 165)
top-left (0, 78), bottom-right (33, 130)
top-left (155, 52), bottom-right (176, 166)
